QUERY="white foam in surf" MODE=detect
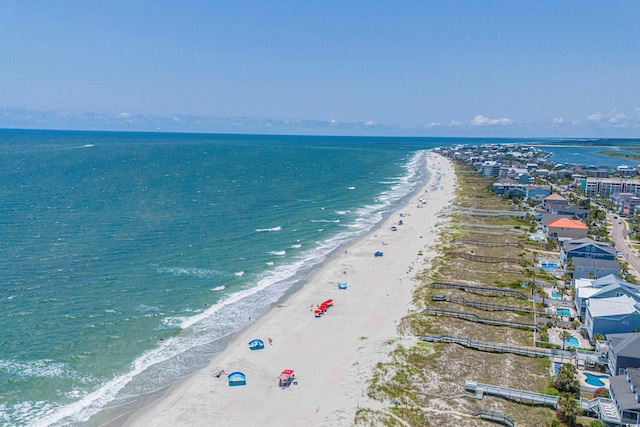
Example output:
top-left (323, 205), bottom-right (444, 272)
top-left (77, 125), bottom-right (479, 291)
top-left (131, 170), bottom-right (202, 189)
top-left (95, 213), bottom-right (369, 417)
top-left (255, 226), bottom-right (282, 232)
top-left (157, 267), bottom-right (226, 278)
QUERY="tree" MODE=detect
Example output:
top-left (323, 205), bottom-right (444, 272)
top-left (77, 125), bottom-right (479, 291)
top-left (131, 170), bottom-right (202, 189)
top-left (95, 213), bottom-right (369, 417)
top-left (560, 330), bottom-right (571, 351)
top-left (552, 363), bottom-right (580, 397)
top-left (593, 333), bottom-right (605, 342)
top-left (589, 420), bottom-right (606, 427)
top-left (557, 395), bottom-right (580, 427)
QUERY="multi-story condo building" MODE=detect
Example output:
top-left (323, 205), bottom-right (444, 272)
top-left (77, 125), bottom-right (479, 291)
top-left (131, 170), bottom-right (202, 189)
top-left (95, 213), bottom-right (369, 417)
top-left (581, 178), bottom-right (640, 198)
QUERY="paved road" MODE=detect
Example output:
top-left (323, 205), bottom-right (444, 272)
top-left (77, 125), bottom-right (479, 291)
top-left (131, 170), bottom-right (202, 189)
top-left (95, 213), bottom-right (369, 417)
top-left (607, 213), bottom-right (640, 277)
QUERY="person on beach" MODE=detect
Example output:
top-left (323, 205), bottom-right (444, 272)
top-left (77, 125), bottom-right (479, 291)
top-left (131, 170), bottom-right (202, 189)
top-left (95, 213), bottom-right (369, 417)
top-left (268, 338), bottom-right (273, 345)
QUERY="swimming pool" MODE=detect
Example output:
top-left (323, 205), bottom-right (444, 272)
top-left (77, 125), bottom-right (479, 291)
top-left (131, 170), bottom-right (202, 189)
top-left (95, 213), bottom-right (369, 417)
top-left (556, 308), bottom-right (571, 316)
top-left (551, 291), bottom-right (562, 299)
top-left (584, 372), bottom-right (608, 387)
top-left (564, 335), bottom-right (580, 348)
top-left (541, 262), bottom-right (558, 269)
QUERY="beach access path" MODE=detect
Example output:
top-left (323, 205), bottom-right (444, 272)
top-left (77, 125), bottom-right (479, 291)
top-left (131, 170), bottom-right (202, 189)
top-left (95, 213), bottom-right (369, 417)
top-left (124, 152), bottom-right (456, 427)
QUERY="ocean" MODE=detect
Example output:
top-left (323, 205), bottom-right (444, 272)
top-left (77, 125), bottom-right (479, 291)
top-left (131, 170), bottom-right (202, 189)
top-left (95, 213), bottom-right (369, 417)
top-left (0, 130), bottom-right (635, 426)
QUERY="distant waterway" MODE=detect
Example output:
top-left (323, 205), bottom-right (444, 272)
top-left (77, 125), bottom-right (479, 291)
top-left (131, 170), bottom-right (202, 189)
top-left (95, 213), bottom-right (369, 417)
top-left (535, 143), bottom-right (640, 168)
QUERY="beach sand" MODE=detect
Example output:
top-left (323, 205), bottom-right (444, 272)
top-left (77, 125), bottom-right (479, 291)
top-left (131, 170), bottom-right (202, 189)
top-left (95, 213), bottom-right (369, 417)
top-left (123, 152), bottom-right (456, 427)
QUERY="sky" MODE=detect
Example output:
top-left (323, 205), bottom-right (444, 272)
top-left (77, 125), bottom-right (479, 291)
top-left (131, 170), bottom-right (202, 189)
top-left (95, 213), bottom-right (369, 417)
top-left (1, 1), bottom-right (639, 137)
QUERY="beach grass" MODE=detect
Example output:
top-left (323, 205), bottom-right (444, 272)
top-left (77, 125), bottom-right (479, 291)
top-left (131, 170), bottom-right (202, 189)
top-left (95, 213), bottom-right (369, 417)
top-left (361, 159), bottom-right (558, 426)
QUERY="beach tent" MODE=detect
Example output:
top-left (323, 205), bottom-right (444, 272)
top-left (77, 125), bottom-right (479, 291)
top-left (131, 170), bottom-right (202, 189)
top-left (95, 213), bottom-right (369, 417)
top-left (227, 371), bottom-right (247, 386)
top-left (374, 251), bottom-right (384, 257)
top-left (337, 282), bottom-right (347, 289)
top-left (278, 369), bottom-right (295, 388)
top-left (248, 339), bottom-right (264, 350)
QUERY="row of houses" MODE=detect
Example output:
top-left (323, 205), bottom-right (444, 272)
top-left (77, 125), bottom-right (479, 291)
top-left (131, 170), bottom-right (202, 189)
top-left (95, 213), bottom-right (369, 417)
top-left (574, 273), bottom-right (640, 424)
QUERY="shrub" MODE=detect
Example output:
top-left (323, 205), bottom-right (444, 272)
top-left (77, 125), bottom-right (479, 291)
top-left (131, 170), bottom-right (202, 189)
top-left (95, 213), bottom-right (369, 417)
top-left (593, 387), bottom-right (610, 398)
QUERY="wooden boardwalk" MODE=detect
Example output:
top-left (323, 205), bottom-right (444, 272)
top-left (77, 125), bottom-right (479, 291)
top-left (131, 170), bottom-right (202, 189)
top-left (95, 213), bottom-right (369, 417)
top-left (423, 307), bottom-right (537, 330)
top-left (432, 294), bottom-right (536, 313)
top-left (465, 380), bottom-right (559, 408)
top-left (421, 333), bottom-right (572, 360)
top-left (429, 281), bottom-right (529, 300)
top-left (446, 252), bottom-right (525, 265)
top-left (472, 410), bottom-right (516, 427)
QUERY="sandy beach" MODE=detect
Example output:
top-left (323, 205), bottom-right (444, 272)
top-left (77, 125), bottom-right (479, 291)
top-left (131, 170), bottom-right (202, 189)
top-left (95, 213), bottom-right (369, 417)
top-left (123, 152), bottom-right (456, 427)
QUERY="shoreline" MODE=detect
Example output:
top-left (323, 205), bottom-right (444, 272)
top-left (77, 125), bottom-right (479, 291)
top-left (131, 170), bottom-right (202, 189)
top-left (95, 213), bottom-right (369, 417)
top-left (120, 152), bottom-right (456, 427)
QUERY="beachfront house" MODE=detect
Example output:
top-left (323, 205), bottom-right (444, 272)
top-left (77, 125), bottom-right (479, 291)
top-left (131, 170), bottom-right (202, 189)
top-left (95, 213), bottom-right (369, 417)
top-left (546, 218), bottom-right (588, 241)
top-left (571, 257), bottom-right (620, 280)
top-left (561, 238), bottom-right (617, 267)
top-left (526, 185), bottom-right (551, 202)
top-left (542, 193), bottom-right (569, 212)
top-left (546, 204), bottom-right (589, 219)
top-left (607, 332), bottom-right (640, 376)
top-left (575, 274), bottom-right (640, 320)
top-left (492, 183), bottom-right (527, 197)
top-left (584, 295), bottom-right (640, 342)
top-left (480, 161), bottom-right (500, 177)
top-left (608, 367), bottom-right (640, 425)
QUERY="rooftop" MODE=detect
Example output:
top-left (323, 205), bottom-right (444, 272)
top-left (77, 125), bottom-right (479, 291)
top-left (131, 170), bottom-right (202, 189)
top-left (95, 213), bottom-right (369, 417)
top-left (544, 193), bottom-right (568, 201)
top-left (608, 332), bottom-right (640, 358)
top-left (587, 295), bottom-right (638, 317)
top-left (547, 218), bottom-right (588, 229)
top-left (610, 372), bottom-right (640, 411)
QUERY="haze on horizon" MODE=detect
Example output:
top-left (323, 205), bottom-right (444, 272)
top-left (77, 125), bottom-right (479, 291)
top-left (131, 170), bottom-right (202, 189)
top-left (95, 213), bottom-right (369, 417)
top-left (1, 1), bottom-right (639, 138)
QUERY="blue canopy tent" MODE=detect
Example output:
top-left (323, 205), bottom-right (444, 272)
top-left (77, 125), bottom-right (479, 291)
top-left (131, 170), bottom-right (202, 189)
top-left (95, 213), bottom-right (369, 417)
top-left (374, 251), bottom-right (383, 257)
top-left (248, 339), bottom-right (264, 350)
top-left (228, 371), bottom-right (247, 386)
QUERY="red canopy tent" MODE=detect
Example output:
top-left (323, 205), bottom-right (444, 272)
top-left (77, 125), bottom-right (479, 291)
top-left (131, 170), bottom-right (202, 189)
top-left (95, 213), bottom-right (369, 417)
top-left (278, 369), bottom-right (295, 387)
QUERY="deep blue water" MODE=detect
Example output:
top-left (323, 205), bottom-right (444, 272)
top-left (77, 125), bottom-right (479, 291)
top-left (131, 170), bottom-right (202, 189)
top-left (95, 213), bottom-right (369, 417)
top-left (0, 131), bottom-right (635, 426)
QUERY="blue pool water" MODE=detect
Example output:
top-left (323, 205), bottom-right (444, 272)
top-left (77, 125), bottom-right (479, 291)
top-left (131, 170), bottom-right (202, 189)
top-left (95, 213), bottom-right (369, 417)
top-left (584, 372), bottom-right (608, 387)
top-left (564, 335), bottom-right (580, 348)
top-left (541, 262), bottom-right (557, 269)
top-left (556, 308), bottom-right (571, 316)
top-left (551, 291), bottom-right (562, 299)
